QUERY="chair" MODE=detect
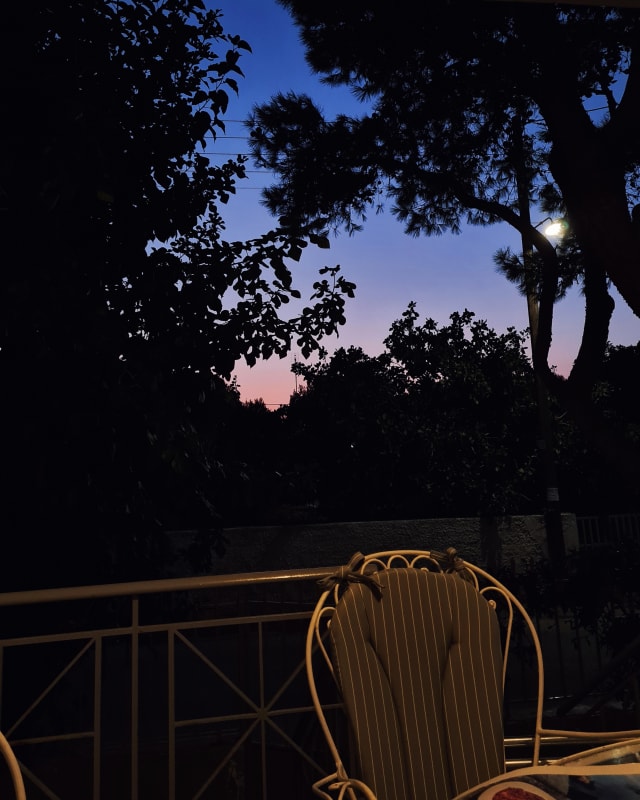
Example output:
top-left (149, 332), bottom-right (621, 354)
top-left (0, 730), bottom-right (26, 800)
top-left (306, 549), bottom-right (640, 800)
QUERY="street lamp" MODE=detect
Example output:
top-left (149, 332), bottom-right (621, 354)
top-left (533, 216), bottom-right (567, 239)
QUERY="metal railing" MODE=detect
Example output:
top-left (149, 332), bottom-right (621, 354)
top-left (0, 564), bottom-right (634, 799)
top-left (0, 568), bottom-right (343, 800)
top-left (577, 513), bottom-right (640, 549)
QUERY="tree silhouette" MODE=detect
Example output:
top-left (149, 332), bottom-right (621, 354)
top-left (249, 0), bottom-right (640, 483)
top-left (0, 1), bottom-right (354, 587)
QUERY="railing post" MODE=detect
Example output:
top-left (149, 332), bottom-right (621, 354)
top-left (168, 628), bottom-right (175, 800)
top-left (94, 637), bottom-right (102, 800)
top-left (131, 596), bottom-right (139, 800)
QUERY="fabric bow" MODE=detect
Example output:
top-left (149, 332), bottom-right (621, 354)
top-left (317, 551), bottom-right (384, 599)
top-left (433, 547), bottom-right (475, 583)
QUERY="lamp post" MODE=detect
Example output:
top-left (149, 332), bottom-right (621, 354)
top-left (521, 220), bottom-right (566, 568)
top-left (513, 124), bottom-right (566, 569)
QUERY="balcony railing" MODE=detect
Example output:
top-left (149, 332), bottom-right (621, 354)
top-left (0, 567), bottom-right (347, 799)
top-left (0, 564), bottom-right (632, 799)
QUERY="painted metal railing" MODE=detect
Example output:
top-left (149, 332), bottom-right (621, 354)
top-left (0, 568), bottom-right (343, 800)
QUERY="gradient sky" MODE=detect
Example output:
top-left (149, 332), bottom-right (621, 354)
top-left (210, 0), bottom-right (639, 405)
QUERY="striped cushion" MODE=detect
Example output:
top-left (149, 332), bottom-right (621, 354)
top-left (329, 569), bottom-right (504, 800)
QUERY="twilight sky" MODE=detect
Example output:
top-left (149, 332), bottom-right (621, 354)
top-left (209, 0), bottom-right (639, 405)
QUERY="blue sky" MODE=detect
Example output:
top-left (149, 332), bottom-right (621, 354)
top-left (210, 0), bottom-right (639, 405)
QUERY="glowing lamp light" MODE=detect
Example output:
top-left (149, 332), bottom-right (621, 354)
top-left (543, 220), bottom-right (566, 237)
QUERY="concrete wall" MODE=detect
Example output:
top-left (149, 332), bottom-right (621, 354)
top-left (206, 513), bottom-right (578, 574)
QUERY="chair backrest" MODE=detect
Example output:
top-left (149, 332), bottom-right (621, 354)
top-left (306, 549), bottom-right (544, 800)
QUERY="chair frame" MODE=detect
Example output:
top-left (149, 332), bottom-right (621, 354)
top-left (306, 548), bottom-right (640, 800)
top-left (0, 730), bottom-right (26, 800)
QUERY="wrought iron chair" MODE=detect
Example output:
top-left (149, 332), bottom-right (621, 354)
top-left (0, 730), bottom-right (26, 800)
top-left (306, 549), bottom-right (640, 800)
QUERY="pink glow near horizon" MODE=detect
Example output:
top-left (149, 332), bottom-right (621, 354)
top-left (232, 293), bottom-right (636, 407)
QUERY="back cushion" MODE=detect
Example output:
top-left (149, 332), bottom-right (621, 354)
top-left (330, 569), bottom-right (504, 800)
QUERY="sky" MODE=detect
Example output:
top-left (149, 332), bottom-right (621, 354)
top-left (208, 0), bottom-right (639, 405)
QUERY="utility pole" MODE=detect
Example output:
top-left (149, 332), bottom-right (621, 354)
top-left (514, 115), bottom-right (566, 569)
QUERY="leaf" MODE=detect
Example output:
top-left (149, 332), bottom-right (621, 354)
top-left (310, 233), bottom-right (331, 249)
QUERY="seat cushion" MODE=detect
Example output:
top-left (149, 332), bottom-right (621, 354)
top-left (330, 569), bottom-right (504, 800)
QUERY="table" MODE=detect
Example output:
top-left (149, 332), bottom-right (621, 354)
top-left (454, 739), bottom-right (640, 800)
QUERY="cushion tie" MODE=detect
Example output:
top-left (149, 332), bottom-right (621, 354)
top-left (432, 547), bottom-right (476, 583)
top-left (317, 551), bottom-right (384, 599)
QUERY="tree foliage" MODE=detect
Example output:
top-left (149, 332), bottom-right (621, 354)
top-left (494, 227), bottom-right (585, 304)
top-left (556, 341), bottom-right (640, 510)
top-left (248, 0), bottom-right (640, 481)
top-left (0, 0), bottom-right (354, 587)
top-left (285, 306), bottom-right (539, 519)
top-left (230, 321), bottom-right (640, 525)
